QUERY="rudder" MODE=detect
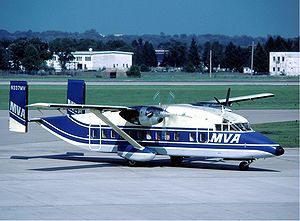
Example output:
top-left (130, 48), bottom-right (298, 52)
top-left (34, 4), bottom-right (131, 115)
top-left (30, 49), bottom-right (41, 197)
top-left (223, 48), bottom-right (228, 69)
top-left (9, 81), bottom-right (28, 133)
top-left (67, 79), bottom-right (86, 115)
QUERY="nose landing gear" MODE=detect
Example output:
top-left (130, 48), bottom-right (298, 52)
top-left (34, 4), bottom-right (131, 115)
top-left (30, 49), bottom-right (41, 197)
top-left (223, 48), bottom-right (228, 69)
top-left (239, 160), bottom-right (254, 171)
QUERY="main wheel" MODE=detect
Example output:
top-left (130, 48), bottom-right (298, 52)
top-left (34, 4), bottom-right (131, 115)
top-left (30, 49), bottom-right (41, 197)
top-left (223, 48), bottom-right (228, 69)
top-left (239, 161), bottom-right (249, 171)
top-left (127, 160), bottom-right (137, 167)
top-left (170, 156), bottom-right (184, 166)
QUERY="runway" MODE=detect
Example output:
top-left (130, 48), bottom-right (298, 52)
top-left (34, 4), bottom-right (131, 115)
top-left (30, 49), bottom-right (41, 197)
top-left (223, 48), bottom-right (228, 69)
top-left (0, 110), bottom-right (299, 220)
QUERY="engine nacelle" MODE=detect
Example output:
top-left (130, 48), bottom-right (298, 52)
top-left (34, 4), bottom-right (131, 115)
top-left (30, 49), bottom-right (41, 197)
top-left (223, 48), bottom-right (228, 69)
top-left (120, 106), bottom-right (167, 126)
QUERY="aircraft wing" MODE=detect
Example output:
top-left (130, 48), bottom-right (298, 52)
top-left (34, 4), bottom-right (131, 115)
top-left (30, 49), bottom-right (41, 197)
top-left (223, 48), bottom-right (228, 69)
top-left (211, 93), bottom-right (274, 106)
top-left (27, 102), bottom-right (145, 151)
top-left (27, 103), bottom-right (132, 112)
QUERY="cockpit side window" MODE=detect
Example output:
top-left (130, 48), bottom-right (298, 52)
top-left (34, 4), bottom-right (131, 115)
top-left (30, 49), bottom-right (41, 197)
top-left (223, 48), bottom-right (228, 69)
top-left (215, 122), bottom-right (252, 131)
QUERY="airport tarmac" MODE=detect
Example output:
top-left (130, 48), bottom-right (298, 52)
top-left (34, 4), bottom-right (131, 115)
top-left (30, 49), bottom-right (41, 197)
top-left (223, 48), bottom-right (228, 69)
top-left (0, 110), bottom-right (299, 220)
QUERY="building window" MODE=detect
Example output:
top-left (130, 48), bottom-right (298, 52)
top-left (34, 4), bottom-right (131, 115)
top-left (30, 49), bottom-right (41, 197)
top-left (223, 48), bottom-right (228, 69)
top-left (277, 57), bottom-right (280, 61)
top-left (273, 67), bottom-right (275, 72)
top-left (113, 64), bottom-right (115, 68)
top-left (76, 57), bottom-right (82, 61)
top-left (273, 57), bottom-right (275, 62)
top-left (85, 56), bottom-right (91, 61)
top-left (277, 67), bottom-right (280, 72)
top-left (282, 57), bottom-right (285, 62)
top-left (53, 56), bottom-right (56, 61)
top-left (126, 64), bottom-right (129, 68)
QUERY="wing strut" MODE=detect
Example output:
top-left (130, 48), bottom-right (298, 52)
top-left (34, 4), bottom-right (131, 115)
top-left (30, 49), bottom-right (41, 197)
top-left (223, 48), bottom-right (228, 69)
top-left (90, 110), bottom-right (145, 151)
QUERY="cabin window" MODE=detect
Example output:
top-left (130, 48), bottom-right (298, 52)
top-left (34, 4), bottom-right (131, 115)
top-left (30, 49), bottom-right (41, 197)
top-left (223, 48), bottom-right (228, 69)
top-left (146, 131), bottom-right (152, 140)
top-left (136, 131), bottom-right (141, 140)
top-left (189, 132), bottom-right (196, 142)
top-left (199, 133), bottom-right (207, 143)
top-left (163, 131), bottom-right (171, 141)
top-left (111, 130), bottom-right (116, 138)
top-left (215, 124), bottom-right (222, 131)
top-left (155, 132), bottom-right (161, 141)
top-left (85, 56), bottom-right (91, 61)
top-left (174, 132), bottom-right (180, 141)
top-left (90, 129), bottom-right (96, 138)
top-left (223, 124), bottom-right (229, 131)
top-left (101, 129), bottom-right (108, 139)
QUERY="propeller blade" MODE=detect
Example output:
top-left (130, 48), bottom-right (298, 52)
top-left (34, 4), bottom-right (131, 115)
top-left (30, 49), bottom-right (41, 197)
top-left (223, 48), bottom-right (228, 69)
top-left (214, 97), bottom-right (221, 104)
top-left (225, 88), bottom-right (231, 106)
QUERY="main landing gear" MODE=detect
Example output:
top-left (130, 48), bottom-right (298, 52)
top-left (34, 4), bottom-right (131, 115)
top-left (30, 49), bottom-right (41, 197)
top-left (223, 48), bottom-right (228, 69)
top-left (170, 156), bottom-right (184, 166)
top-left (239, 160), bottom-right (254, 171)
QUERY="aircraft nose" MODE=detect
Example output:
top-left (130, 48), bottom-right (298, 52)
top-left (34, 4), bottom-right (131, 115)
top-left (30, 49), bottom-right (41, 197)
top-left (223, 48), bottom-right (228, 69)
top-left (275, 146), bottom-right (285, 156)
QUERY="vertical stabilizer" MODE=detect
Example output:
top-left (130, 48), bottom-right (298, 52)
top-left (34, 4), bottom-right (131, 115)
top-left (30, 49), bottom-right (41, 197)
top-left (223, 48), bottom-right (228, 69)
top-left (67, 79), bottom-right (86, 115)
top-left (9, 81), bottom-right (28, 133)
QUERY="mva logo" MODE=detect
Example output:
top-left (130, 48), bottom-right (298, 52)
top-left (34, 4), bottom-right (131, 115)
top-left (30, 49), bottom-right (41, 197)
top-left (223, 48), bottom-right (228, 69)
top-left (9, 101), bottom-right (26, 119)
top-left (210, 133), bottom-right (241, 144)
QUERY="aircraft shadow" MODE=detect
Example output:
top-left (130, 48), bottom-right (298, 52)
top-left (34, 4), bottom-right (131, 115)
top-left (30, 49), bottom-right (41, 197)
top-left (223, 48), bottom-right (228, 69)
top-left (11, 153), bottom-right (279, 172)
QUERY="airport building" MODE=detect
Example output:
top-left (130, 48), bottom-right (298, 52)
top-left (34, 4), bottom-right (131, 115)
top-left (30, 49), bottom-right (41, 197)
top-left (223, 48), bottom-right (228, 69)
top-left (47, 49), bottom-right (133, 72)
top-left (155, 49), bottom-right (169, 66)
top-left (269, 52), bottom-right (300, 76)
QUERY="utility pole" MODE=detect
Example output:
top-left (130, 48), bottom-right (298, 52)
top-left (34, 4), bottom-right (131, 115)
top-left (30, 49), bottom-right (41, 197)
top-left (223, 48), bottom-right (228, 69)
top-left (250, 41), bottom-right (254, 75)
top-left (209, 49), bottom-right (212, 78)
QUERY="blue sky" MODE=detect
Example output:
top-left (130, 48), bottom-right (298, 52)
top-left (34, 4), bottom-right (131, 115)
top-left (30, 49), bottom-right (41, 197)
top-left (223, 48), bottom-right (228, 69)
top-left (0, 0), bottom-right (299, 37)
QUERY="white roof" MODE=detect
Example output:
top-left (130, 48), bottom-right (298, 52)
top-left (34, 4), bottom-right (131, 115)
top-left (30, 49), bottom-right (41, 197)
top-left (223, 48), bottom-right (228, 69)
top-left (73, 51), bottom-right (134, 56)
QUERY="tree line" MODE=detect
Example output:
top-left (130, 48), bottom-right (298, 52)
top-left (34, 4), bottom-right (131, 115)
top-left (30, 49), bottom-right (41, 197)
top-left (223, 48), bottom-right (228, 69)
top-left (0, 35), bottom-right (298, 73)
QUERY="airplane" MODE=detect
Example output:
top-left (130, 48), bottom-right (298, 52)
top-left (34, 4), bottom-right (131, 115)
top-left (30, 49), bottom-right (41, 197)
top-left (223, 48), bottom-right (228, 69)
top-left (8, 80), bottom-right (284, 171)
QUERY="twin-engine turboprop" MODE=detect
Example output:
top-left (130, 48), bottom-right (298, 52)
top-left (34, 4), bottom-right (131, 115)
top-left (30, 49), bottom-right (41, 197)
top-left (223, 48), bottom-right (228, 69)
top-left (9, 80), bottom-right (284, 170)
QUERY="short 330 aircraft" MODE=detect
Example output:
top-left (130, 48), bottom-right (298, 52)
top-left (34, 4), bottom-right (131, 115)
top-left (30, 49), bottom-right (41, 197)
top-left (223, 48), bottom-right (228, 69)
top-left (9, 80), bottom-right (284, 170)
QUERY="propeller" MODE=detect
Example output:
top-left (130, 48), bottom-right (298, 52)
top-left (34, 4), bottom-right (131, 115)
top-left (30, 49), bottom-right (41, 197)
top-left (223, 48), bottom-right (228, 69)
top-left (153, 91), bottom-right (175, 140)
top-left (214, 88), bottom-right (231, 107)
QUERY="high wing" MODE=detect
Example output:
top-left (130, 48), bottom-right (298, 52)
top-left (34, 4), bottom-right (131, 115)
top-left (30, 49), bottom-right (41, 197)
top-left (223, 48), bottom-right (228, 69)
top-left (214, 93), bottom-right (274, 106)
top-left (28, 102), bottom-right (145, 151)
top-left (27, 103), bottom-right (132, 112)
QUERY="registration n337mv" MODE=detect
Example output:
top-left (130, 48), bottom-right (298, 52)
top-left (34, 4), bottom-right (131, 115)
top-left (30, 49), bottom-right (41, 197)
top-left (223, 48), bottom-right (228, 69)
top-left (9, 80), bottom-right (284, 170)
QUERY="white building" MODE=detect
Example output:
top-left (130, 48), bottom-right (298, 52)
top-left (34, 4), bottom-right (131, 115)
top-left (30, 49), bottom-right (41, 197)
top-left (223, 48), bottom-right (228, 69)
top-left (269, 52), bottom-right (300, 76)
top-left (47, 49), bottom-right (133, 72)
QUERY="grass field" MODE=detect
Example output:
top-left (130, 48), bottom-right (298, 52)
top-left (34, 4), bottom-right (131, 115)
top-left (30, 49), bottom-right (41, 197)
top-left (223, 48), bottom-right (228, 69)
top-left (1, 71), bottom-right (299, 82)
top-left (0, 84), bottom-right (298, 110)
top-left (253, 121), bottom-right (299, 148)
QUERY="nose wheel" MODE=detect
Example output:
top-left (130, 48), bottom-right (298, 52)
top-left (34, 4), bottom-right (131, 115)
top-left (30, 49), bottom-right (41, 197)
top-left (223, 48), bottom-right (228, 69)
top-left (239, 160), bottom-right (254, 171)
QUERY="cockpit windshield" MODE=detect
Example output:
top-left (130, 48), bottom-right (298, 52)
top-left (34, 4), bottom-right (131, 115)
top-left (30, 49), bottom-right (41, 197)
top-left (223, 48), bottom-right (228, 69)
top-left (215, 120), bottom-right (252, 132)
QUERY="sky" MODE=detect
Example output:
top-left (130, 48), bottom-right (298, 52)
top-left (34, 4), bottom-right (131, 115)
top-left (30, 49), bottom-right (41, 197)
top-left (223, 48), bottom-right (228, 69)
top-left (0, 0), bottom-right (299, 37)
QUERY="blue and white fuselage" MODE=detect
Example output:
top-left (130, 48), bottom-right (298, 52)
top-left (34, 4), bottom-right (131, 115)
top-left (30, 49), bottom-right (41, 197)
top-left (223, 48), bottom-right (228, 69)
top-left (9, 80), bottom-right (284, 170)
top-left (37, 104), bottom-right (282, 161)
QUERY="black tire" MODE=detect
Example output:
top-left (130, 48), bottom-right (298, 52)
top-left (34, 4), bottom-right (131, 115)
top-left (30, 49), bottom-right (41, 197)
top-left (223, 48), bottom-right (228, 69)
top-left (170, 156), bottom-right (184, 166)
top-left (239, 161), bottom-right (249, 171)
top-left (127, 160), bottom-right (137, 167)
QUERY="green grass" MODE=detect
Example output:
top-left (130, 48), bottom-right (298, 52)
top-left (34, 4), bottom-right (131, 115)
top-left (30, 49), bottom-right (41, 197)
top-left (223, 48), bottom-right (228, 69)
top-left (253, 121), bottom-right (299, 147)
top-left (1, 71), bottom-right (299, 82)
top-left (0, 85), bottom-right (298, 110)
